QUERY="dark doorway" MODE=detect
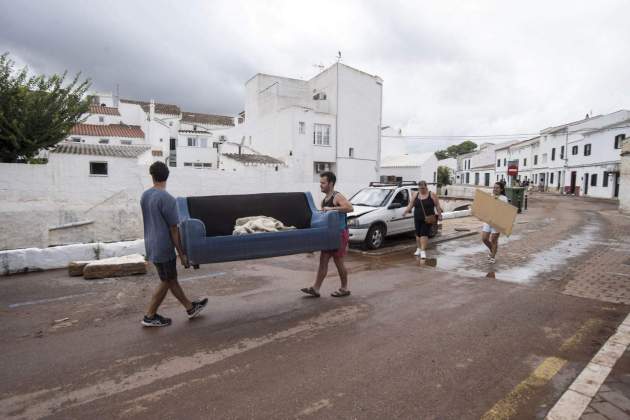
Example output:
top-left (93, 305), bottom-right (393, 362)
top-left (570, 171), bottom-right (577, 194)
top-left (615, 172), bottom-right (620, 198)
top-left (584, 173), bottom-right (589, 195)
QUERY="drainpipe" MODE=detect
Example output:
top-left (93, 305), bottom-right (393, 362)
top-left (335, 61), bottom-right (339, 168)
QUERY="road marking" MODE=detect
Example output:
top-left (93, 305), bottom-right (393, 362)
top-left (7, 292), bottom-right (98, 309)
top-left (296, 399), bottom-right (333, 417)
top-left (546, 312), bottom-right (630, 420)
top-left (481, 357), bottom-right (567, 420)
top-left (0, 304), bottom-right (367, 419)
top-left (559, 319), bottom-right (602, 352)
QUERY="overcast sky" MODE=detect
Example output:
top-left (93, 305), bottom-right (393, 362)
top-left (2, 0), bottom-right (630, 152)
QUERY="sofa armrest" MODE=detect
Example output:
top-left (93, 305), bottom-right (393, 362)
top-left (311, 210), bottom-right (341, 229)
top-left (179, 218), bottom-right (206, 256)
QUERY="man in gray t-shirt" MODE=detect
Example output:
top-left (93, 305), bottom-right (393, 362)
top-left (140, 162), bottom-right (207, 327)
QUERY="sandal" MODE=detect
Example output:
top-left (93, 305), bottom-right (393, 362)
top-left (331, 289), bottom-right (351, 298)
top-left (300, 287), bottom-right (320, 298)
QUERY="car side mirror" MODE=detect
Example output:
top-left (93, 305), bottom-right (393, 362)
top-left (388, 203), bottom-right (402, 209)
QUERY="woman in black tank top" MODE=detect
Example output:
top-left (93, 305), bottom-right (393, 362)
top-left (403, 180), bottom-right (442, 259)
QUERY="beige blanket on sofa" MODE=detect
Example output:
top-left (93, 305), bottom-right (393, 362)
top-left (232, 216), bottom-right (296, 236)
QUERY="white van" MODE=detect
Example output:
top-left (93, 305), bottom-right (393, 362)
top-left (347, 182), bottom-right (439, 249)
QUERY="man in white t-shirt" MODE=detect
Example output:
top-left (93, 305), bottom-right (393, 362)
top-left (482, 182), bottom-right (509, 263)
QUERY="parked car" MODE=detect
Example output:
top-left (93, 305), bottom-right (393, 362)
top-left (347, 182), bottom-right (439, 250)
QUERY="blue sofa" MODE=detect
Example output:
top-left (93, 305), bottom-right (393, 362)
top-left (176, 192), bottom-right (343, 266)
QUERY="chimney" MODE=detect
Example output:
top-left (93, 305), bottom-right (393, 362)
top-left (149, 99), bottom-right (155, 121)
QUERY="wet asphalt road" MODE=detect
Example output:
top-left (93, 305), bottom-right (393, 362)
top-left (0, 194), bottom-right (628, 419)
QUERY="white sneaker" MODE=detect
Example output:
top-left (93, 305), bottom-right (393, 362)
top-left (414, 248), bottom-right (421, 256)
top-left (420, 250), bottom-right (427, 259)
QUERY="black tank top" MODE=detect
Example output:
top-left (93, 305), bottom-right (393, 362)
top-left (322, 191), bottom-right (347, 228)
top-left (413, 193), bottom-right (435, 220)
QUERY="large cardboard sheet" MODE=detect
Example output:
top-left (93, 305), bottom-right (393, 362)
top-left (471, 190), bottom-right (517, 236)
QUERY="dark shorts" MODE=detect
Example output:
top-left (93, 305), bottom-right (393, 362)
top-left (322, 229), bottom-right (350, 258)
top-left (414, 218), bottom-right (432, 237)
top-left (154, 259), bottom-right (177, 281)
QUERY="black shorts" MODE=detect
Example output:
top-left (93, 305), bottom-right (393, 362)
top-left (154, 259), bottom-right (177, 281)
top-left (414, 218), bottom-right (432, 237)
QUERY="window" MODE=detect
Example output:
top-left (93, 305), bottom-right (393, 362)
top-left (349, 147), bottom-right (354, 158)
top-left (99, 138), bottom-right (109, 144)
top-left (120, 140), bottom-right (132, 145)
top-left (314, 161), bottom-right (334, 174)
top-left (203, 163), bottom-right (212, 168)
top-left (497, 159), bottom-right (501, 167)
top-left (534, 155), bottom-right (538, 165)
top-left (187, 137), bottom-right (197, 147)
top-left (615, 134), bottom-right (626, 149)
top-left (503, 158), bottom-right (506, 166)
top-left (551, 148), bottom-right (556, 161)
top-left (313, 124), bottom-right (331, 146)
top-left (299, 121), bottom-right (305, 134)
top-left (184, 162), bottom-right (193, 167)
top-left (484, 173), bottom-right (490, 186)
top-left (193, 162), bottom-right (203, 168)
top-left (584, 144), bottom-right (591, 156)
top-left (89, 162), bottom-right (108, 176)
top-left (169, 121), bottom-right (173, 127)
top-left (71, 137), bottom-right (82, 143)
top-left (560, 146), bottom-right (565, 159)
top-left (98, 116), bottom-right (104, 123)
top-left (474, 173), bottom-right (480, 185)
top-left (392, 190), bottom-right (409, 206)
top-left (603, 172), bottom-right (609, 187)
top-left (550, 173), bottom-right (554, 184)
top-left (523, 158), bottom-right (527, 167)
top-left (591, 174), bottom-right (597, 186)
top-left (465, 173), bottom-right (470, 184)
top-left (313, 92), bottom-right (327, 100)
top-left (212, 142), bottom-right (220, 149)
top-left (572, 145), bottom-right (578, 155)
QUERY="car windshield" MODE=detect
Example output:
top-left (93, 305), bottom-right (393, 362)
top-left (350, 188), bottom-right (393, 207)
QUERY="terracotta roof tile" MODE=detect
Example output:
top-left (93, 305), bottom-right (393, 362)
top-left (121, 99), bottom-right (180, 116)
top-left (88, 105), bottom-right (120, 116)
top-left (70, 123), bottom-right (145, 138)
top-left (222, 153), bottom-right (283, 165)
top-left (52, 143), bottom-right (150, 158)
top-left (181, 111), bottom-right (234, 126)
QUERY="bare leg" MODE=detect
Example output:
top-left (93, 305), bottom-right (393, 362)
top-left (481, 231), bottom-right (492, 251)
top-left (415, 235), bottom-right (422, 249)
top-left (313, 252), bottom-right (332, 291)
top-left (420, 236), bottom-right (429, 251)
top-left (167, 279), bottom-right (193, 311)
top-left (146, 281), bottom-right (170, 317)
top-left (332, 256), bottom-right (349, 291)
top-left (490, 233), bottom-right (500, 258)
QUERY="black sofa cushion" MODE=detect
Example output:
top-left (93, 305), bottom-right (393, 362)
top-left (187, 192), bottom-right (313, 237)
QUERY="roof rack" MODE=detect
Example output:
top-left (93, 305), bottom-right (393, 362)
top-left (369, 181), bottom-right (417, 187)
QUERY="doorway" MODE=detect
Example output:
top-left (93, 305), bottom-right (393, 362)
top-left (584, 173), bottom-right (589, 195)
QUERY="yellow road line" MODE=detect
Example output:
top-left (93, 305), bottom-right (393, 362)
top-left (481, 357), bottom-right (567, 420)
top-left (559, 319), bottom-right (602, 352)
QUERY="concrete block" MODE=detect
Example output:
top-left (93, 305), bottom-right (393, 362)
top-left (83, 254), bottom-right (147, 280)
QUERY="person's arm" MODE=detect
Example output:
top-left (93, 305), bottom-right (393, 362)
top-left (403, 192), bottom-right (417, 216)
top-left (324, 193), bottom-right (353, 213)
top-left (432, 192), bottom-right (443, 220)
top-left (169, 226), bottom-right (189, 268)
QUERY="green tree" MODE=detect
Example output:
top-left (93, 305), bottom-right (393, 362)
top-left (437, 166), bottom-right (453, 186)
top-left (435, 140), bottom-right (478, 160)
top-left (0, 53), bottom-right (91, 162)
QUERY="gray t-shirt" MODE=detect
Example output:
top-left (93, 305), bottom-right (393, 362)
top-left (140, 187), bottom-right (180, 263)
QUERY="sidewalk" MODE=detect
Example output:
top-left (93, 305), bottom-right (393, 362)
top-left (582, 347), bottom-right (630, 419)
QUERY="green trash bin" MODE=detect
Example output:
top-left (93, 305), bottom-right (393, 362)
top-left (505, 187), bottom-right (525, 213)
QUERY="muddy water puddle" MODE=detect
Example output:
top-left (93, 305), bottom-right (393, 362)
top-left (414, 221), bottom-right (602, 285)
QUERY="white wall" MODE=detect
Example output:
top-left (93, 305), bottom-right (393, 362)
top-left (0, 157), bottom-right (367, 250)
top-left (620, 140), bottom-right (630, 212)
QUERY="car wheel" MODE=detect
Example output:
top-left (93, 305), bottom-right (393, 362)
top-left (365, 224), bottom-right (386, 250)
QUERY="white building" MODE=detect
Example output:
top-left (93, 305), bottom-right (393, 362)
top-left (494, 137), bottom-right (538, 185)
top-left (224, 63), bottom-right (383, 188)
top-left (380, 153), bottom-right (438, 184)
top-left (455, 143), bottom-right (497, 187)
top-left (620, 139), bottom-right (630, 212)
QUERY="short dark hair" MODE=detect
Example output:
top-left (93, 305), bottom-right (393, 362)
top-left (320, 171), bottom-right (336, 185)
top-left (495, 181), bottom-right (506, 195)
top-left (150, 161), bottom-right (170, 182)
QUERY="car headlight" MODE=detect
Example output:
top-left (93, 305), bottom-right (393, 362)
top-left (347, 218), bottom-right (359, 228)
